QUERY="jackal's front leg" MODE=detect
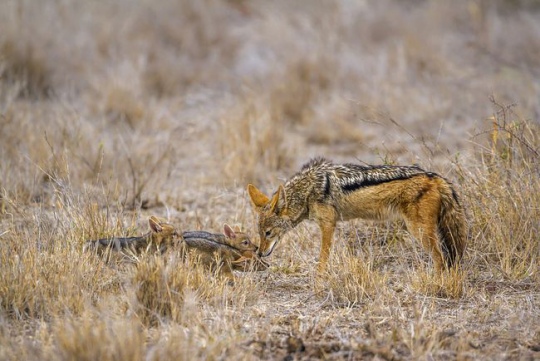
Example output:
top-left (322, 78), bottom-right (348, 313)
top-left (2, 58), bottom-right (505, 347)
top-left (313, 204), bottom-right (337, 274)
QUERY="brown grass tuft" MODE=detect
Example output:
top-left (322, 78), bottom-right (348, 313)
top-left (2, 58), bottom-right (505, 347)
top-left (131, 252), bottom-right (261, 326)
top-left (54, 315), bottom-right (145, 361)
top-left (218, 95), bottom-right (293, 183)
top-left (460, 101), bottom-right (540, 281)
top-left (319, 245), bottom-right (387, 305)
top-left (410, 266), bottom-right (466, 299)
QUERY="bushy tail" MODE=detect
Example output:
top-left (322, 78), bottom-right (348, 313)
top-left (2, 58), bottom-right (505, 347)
top-left (438, 182), bottom-right (467, 268)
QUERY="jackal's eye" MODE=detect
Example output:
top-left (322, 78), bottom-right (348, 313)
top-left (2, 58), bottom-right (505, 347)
top-left (265, 230), bottom-right (271, 237)
top-left (242, 240), bottom-right (249, 246)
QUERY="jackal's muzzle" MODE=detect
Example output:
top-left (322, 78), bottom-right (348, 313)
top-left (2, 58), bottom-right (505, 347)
top-left (258, 239), bottom-right (279, 257)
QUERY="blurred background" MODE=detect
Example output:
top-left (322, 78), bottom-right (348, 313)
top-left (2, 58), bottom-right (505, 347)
top-left (1, 0), bottom-right (540, 214)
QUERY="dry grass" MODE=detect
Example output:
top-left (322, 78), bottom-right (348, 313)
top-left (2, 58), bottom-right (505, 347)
top-left (320, 241), bottom-right (388, 306)
top-left (1, 0), bottom-right (540, 359)
top-left (217, 94), bottom-right (292, 184)
top-left (131, 253), bottom-right (261, 326)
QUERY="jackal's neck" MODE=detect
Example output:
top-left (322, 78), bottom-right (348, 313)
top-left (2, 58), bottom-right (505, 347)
top-left (284, 159), bottom-right (331, 225)
top-left (141, 232), bottom-right (153, 242)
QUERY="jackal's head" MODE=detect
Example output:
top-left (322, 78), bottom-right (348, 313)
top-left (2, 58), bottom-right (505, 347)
top-left (223, 223), bottom-right (258, 253)
top-left (223, 224), bottom-right (269, 271)
top-left (148, 216), bottom-right (179, 245)
top-left (247, 184), bottom-right (292, 257)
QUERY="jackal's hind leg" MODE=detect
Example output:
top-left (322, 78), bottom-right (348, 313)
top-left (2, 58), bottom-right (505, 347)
top-left (404, 215), bottom-right (445, 272)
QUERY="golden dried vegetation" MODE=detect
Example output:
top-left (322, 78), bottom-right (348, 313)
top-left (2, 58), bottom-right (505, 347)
top-left (1, 0), bottom-right (539, 359)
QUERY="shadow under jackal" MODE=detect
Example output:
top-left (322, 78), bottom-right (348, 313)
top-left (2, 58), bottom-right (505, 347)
top-left (248, 157), bottom-right (467, 273)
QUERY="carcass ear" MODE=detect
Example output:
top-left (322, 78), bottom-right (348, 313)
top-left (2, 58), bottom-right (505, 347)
top-left (247, 184), bottom-right (270, 210)
top-left (148, 216), bottom-right (163, 233)
top-left (223, 223), bottom-right (236, 239)
top-left (270, 184), bottom-right (288, 214)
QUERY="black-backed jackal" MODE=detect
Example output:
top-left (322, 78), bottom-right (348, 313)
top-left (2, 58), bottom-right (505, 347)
top-left (248, 158), bottom-right (467, 273)
top-left (85, 218), bottom-right (268, 275)
top-left (84, 216), bottom-right (179, 255)
top-left (182, 224), bottom-right (269, 277)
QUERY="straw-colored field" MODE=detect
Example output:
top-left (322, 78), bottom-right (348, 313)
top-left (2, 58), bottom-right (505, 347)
top-left (1, 1), bottom-right (539, 359)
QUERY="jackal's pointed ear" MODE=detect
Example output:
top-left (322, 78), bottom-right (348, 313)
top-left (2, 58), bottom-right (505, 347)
top-left (148, 216), bottom-right (163, 233)
top-left (269, 184), bottom-right (288, 214)
top-left (247, 184), bottom-right (270, 210)
top-left (223, 224), bottom-right (236, 239)
top-left (269, 190), bottom-right (279, 213)
top-left (278, 184), bottom-right (288, 212)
